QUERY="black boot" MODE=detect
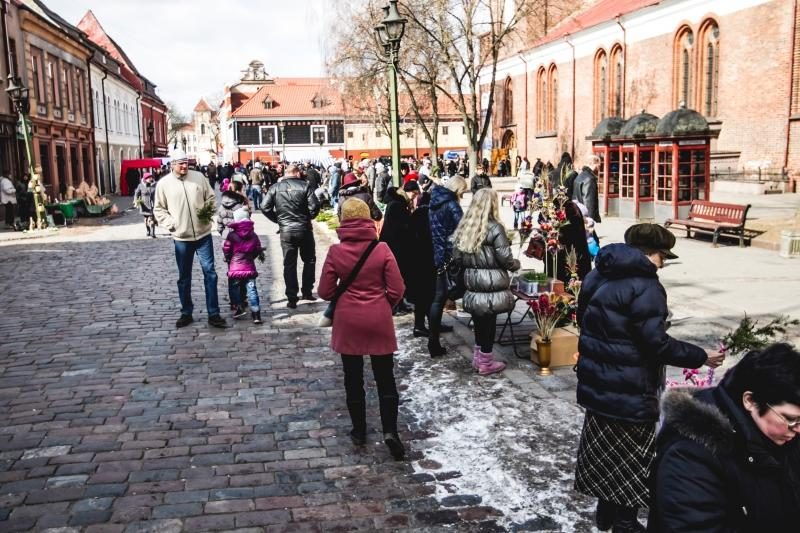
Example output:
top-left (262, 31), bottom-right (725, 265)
top-left (612, 506), bottom-right (644, 533)
top-left (146, 224), bottom-right (151, 236)
top-left (383, 432), bottom-right (405, 460)
top-left (252, 311), bottom-right (262, 324)
top-left (427, 338), bottom-right (447, 357)
top-left (595, 499), bottom-right (616, 531)
top-left (346, 401), bottom-right (367, 445)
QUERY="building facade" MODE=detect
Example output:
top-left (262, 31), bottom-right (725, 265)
top-left (220, 60), bottom-right (470, 164)
top-left (0, 1), bottom-right (27, 180)
top-left (87, 46), bottom-right (140, 194)
top-left (78, 9), bottom-right (168, 166)
top-left (484, 0), bottom-right (800, 188)
top-left (18, 0), bottom-right (95, 201)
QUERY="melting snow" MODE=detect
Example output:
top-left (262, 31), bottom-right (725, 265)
top-left (397, 333), bottom-right (597, 531)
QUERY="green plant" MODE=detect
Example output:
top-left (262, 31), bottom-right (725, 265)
top-left (721, 314), bottom-right (799, 356)
top-left (197, 200), bottom-right (216, 225)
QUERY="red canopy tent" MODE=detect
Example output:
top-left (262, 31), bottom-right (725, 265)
top-left (119, 158), bottom-right (166, 195)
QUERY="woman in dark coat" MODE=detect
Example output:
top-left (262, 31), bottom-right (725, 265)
top-left (405, 182), bottom-right (436, 337)
top-left (318, 198), bottom-right (406, 460)
top-left (452, 188), bottom-right (519, 375)
top-left (427, 176), bottom-right (468, 357)
top-left (574, 223), bottom-right (724, 532)
top-left (380, 187), bottom-right (413, 312)
top-left (650, 343), bottom-right (800, 532)
top-left (337, 172), bottom-right (382, 221)
top-left (544, 199), bottom-right (592, 284)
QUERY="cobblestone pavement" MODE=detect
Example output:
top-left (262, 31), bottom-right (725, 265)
top-left (0, 209), bottom-right (598, 532)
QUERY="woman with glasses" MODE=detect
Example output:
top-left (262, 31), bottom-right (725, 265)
top-left (649, 342), bottom-right (800, 532)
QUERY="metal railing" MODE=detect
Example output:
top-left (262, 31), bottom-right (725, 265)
top-left (711, 168), bottom-right (789, 183)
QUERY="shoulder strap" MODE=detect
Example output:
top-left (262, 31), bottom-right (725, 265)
top-left (332, 240), bottom-right (379, 303)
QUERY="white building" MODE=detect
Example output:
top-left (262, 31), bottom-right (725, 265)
top-left (88, 47), bottom-right (142, 193)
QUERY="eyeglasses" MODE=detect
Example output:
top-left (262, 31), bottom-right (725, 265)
top-left (766, 404), bottom-right (800, 431)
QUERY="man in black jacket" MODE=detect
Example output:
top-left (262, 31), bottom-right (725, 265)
top-left (572, 155), bottom-right (602, 223)
top-left (261, 164), bottom-right (321, 308)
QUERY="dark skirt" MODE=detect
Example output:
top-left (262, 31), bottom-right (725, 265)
top-left (574, 411), bottom-right (656, 509)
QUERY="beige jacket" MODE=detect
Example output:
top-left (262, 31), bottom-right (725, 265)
top-left (153, 170), bottom-right (215, 241)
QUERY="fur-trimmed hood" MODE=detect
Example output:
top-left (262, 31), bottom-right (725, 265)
top-left (660, 387), bottom-right (735, 455)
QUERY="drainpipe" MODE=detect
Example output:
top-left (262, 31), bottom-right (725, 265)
top-left (616, 15), bottom-right (627, 118)
top-left (517, 51), bottom-right (528, 159)
top-left (565, 34), bottom-right (576, 158)
top-left (785, 0), bottom-right (798, 176)
top-left (135, 91), bottom-right (142, 158)
top-left (100, 69), bottom-right (113, 193)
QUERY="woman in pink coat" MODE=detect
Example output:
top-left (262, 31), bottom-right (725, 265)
top-left (318, 198), bottom-right (406, 459)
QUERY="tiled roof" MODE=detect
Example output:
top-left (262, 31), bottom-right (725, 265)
top-left (232, 79), bottom-right (344, 118)
top-left (532, 0), bottom-right (660, 48)
top-left (194, 98), bottom-right (211, 113)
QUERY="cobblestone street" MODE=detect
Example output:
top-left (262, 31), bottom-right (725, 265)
top-left (0, 210), bottom-right (596, 532)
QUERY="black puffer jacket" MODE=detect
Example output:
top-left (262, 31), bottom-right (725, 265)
top-left (337, 184), bottom-right (382, 221)
top-left (576, 243), bottom-right (706, 422)
top-left (454, 220), bottom-right (519, 317)
top-left (261, 177), bottom-right (320, 235)
top-left (649, 385), bottom-right (800, 532)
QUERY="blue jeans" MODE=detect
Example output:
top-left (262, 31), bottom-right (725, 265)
top-left (230, 278), bottom-right (260, 311)
top-left (173, 234), bottom-right (220, 317)
top-left (250, 187), bottom-right (263, 210)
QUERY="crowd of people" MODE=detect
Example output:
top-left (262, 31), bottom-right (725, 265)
top-left (148, 148), bottom-right (798, 530)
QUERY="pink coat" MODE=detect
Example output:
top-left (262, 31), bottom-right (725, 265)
top-left (318, 218), bottom-right (405, 356)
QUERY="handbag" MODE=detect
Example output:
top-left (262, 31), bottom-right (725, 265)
top-left (440, 255), bottom-right (466, 301)
top-left (327, 239), bottom-right (380, 322)
top-left (525, 235), bottom-right (546, 261)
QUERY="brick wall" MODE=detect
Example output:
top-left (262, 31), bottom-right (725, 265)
top-left (496, 0), bottom-right (799, 174)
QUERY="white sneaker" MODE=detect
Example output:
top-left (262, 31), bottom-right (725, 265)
top-left (318, 315), bottom-right (332, 327)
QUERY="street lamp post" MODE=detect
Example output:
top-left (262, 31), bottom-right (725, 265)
top-left (6, 75), bottom-right (46, 229)
top-left (375, 0), bottom-right (406, 188)
top-left (278, 121), bottom-right (285, 162)
top-left (147, 121), bottom-right (155, 158)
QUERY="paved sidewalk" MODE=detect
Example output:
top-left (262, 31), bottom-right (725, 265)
top-left (0, 212), bottom-right (595, 532)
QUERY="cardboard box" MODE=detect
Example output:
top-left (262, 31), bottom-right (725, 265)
top-left (531, 327), bottom-right (579, 368)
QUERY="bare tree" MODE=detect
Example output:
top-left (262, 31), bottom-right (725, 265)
top-left (204, 91), bottom-right (225, 158)
top-left (166, 103), bottom-right (189, 149)
top-left (399, 0), bottom-right (540, 174)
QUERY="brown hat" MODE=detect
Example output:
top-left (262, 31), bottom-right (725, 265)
top-left (340, 198), bottom-right (371, 221)
top-left (624, 223), bottom-right (679, 259)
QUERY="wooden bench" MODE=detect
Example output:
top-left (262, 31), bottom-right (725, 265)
top-left (664, 200), bottom-right (751, 247)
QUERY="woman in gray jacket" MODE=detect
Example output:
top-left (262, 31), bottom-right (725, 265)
top-left (453, 188), bottom-right (520, 375)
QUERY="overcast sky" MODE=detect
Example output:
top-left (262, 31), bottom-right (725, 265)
top-left (45, 0), bottom-right (330, 116)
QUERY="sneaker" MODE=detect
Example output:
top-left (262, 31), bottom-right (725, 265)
top-left (252, 311), bottom-right (262, 324)
top-left (383, 432), bottom-right (405, 460)
top-left (233, 306), bottom-right (247, 319)
top-left (208, 315), bottom-right (228, 328)
top-left (287, 300), bottom-right (298, 309)
top-left (300, 292), bottom-right (317, 301)
top-left (175, 314), bottom-right (194, 328)
top-left (318, 315), bottom-right (332, 327)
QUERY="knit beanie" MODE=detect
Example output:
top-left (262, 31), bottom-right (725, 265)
top-left (233, 207), bottom-right (250, 222)
top-left (340, 198), bottom-right (371, 221)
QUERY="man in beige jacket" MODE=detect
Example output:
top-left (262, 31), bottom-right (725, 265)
top-left (154, 149), bottom-right (227, 328)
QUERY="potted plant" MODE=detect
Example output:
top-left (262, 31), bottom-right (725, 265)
top-left (518, 270), bottom-right (541, 295)
top-left (528, 292), bottom-right (569, 376)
